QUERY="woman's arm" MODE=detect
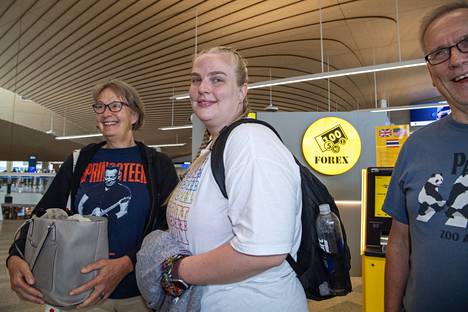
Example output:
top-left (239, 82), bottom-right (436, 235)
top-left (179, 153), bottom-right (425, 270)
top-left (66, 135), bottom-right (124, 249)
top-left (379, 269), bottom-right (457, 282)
top-left (176, 242), bottom-right (286, 285)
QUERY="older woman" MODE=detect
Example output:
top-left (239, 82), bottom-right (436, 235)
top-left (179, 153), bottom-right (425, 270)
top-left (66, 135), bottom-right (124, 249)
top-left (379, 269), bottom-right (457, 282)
top-left (7, 79), bottom-right (179, 311)
top-left (163, 47), bottom-right (307, 311)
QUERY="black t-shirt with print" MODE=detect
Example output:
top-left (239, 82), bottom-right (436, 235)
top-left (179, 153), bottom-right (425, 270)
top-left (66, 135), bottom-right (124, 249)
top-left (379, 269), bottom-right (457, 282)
top-left (74, 146), bottom-right (150, 299)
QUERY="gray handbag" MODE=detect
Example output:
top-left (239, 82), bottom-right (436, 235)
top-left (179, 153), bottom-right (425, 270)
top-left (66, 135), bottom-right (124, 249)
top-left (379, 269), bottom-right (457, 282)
top-left (15, 212), bottom-right (108, 308)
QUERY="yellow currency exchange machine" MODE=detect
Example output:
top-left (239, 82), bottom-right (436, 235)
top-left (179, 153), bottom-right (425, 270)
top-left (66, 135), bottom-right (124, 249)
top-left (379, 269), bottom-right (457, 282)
top-left (361, 167), bottom-right (393, 312)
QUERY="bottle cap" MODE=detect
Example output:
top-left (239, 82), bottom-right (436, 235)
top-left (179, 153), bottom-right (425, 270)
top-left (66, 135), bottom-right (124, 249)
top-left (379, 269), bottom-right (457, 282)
top-left (319, 204), bottom-right (331, 215)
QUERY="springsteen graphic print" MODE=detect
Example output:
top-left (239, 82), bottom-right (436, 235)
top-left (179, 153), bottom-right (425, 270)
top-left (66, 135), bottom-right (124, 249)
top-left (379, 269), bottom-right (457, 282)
top-left (76, 162), bottom-right (147, 219)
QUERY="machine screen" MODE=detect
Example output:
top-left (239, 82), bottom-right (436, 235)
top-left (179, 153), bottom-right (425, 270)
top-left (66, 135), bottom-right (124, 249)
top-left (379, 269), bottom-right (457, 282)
top-left (374, 176), bottom-right (391, 218)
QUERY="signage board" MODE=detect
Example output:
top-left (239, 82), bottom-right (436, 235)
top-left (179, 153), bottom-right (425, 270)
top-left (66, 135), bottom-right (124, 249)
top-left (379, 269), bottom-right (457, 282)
top-left (302, 117), bottom-right (361, 175)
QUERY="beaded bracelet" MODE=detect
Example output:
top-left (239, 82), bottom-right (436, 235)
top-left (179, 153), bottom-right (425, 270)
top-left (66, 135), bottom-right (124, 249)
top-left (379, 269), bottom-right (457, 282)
top-left (160, 254), bottom-right (190, 297)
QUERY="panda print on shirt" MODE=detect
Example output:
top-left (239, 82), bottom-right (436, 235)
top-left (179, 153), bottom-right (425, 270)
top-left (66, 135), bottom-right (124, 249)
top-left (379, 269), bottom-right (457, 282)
top-left (445, 174), bottom-right (468, 227)
top-left (416, 173), bottom-right (445, 222)
top-left (417, 173), bottom-right (468, 228)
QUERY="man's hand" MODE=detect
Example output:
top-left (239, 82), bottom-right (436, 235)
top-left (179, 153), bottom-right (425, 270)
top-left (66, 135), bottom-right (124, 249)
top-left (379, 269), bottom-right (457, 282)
top-left (69, 256), bottom-right (133, 308)
top-left (7, 255), bottom-right (44, 304)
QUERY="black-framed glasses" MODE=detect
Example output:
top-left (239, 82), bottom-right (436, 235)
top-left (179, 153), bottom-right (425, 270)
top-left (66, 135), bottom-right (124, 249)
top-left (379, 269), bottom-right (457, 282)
top-left (92, 101), bottom-right (128, 114)
top-left (425, 37), bottom-right (468, 65)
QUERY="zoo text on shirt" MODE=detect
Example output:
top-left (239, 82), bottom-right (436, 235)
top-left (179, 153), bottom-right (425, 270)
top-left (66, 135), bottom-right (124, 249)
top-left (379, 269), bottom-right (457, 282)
top-left (80, 162), bottom-right (147, 184)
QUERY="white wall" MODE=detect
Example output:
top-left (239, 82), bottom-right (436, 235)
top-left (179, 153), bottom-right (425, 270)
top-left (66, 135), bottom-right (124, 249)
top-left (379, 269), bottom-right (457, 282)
top-left (0, 87), bottom-right (93, 140)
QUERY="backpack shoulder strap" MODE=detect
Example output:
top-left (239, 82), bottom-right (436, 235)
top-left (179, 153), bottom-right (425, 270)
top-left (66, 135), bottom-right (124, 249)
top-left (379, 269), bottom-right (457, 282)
top-left (211, 118), bottom-right (281, 199)
top-left (211, 119), bottom-right (312, 278)
top-left (286, 253), bottom-right (300, 272)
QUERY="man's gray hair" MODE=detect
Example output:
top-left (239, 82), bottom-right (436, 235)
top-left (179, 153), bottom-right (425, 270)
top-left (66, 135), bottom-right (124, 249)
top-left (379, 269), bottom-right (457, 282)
top-left (419, 1), bottom-right (468, 52)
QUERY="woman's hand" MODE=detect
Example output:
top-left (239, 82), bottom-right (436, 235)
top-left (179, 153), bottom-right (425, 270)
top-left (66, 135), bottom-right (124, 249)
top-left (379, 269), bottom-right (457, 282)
top-left (7, 255), bottom-right (44, 304)
top-left (69, 256), bottom-right (133, 308)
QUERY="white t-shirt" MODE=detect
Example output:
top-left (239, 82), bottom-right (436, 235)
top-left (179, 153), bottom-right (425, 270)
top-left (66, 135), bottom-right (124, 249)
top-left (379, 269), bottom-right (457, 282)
top-left (167, 123), bottom-right (307, 311)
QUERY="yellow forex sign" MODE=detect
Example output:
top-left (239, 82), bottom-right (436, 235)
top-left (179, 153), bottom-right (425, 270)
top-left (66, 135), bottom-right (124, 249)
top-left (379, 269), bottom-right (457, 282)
top-left (302, 117), bottom-right (361, 175)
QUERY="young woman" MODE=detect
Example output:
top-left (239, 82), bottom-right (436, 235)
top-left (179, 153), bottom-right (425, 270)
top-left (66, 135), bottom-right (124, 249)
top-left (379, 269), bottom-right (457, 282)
top-left (164, 47), bottom-right (308, 311)
top-left (7, 80), bottom-right (179, 311)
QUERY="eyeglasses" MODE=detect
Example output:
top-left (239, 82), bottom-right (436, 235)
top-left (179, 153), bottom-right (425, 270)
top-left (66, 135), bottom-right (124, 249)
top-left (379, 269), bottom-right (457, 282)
top-left (425, 37), bottom-right (468, 65)
top-left (92, 101), bottom-right (128, 114)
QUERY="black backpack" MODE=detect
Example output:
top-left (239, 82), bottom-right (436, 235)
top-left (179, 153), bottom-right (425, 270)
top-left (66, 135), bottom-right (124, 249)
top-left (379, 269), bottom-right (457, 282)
top-left (210, 118), bottom-right (352, 300)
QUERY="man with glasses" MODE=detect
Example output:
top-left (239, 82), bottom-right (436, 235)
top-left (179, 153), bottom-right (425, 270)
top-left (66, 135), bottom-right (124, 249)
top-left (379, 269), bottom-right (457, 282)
top-left (384, 2), bottom-right (468, 312)
top-left (7, 80), bottom-right (179, 311)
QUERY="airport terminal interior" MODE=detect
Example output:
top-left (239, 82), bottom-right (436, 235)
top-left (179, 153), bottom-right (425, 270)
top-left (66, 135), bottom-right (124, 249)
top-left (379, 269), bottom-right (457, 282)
top-left (0, 0), bottom-right (456, 311)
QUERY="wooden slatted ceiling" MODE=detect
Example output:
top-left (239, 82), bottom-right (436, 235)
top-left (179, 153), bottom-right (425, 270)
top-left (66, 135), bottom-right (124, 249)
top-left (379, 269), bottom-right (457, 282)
top-left (0, 0), bottom-right (449, 160)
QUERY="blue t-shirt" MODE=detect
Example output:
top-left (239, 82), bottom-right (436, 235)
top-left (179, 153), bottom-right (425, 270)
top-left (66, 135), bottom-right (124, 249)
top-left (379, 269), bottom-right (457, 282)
top-left (74, 146), bottom-right (150, 299)
top-left (383, 115), bottom-right (468, 312)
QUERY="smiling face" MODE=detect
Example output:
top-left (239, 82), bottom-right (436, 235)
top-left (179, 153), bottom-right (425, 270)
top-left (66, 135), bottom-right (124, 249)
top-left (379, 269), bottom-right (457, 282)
top-left (424, 8), bottom-right (468, 123)
top-left (189, 52), bottom-right (247, 137)
top-left (104, 168), bottom-right (119, 187)
top-left (95, 87), bottom-right (138, 145)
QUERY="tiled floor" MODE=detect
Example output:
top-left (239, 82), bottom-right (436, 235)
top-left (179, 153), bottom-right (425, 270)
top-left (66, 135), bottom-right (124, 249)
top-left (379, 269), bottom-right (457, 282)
top-left (307, 277), bottom-right (362, 312)
top-left (1, 220), bottom-right (362, 311)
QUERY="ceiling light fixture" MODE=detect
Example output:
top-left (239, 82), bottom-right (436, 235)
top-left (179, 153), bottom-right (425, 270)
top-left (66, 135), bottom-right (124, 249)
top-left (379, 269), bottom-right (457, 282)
top-left (174, 94), bottom-right (190, 100)
top-left (264, 68), bottom-right (279, 112)
top-left (45, 111), bottom-right (55, 135)
top-left (171, 58), bottom-right (427, 100)
top-left (160, 88), bottom-right (193, 130)
top-left (367, 100), bottom-right (448, 113)
top-left (149, 143), bottom-right (186, 148)
top-left (252, 59), bottom-right (426, 89)
top-left (55, 133), bottom-right (103, 140)
top-left (159, 124), bottom-right (193, 130)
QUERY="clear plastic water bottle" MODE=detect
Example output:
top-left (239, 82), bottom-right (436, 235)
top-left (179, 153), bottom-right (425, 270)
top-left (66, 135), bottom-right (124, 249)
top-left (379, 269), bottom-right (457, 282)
top-left (316, 203), bottom-right (347, 295)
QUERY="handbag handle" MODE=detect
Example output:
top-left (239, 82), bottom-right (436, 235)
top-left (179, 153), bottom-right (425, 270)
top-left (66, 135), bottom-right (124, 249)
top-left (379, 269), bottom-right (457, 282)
top-left (14, 219), bottom-right (55, 270)
top-left (29, 222), bottom-right (55, 271)
top-left (13, 219), bottom-right (33, 259)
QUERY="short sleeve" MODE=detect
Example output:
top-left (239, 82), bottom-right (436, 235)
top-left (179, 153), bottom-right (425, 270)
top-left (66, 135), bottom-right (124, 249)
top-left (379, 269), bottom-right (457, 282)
top-left (223, 124), bottom-right (302, 256)
top-left (382, 143), bottom-right (410, 224)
